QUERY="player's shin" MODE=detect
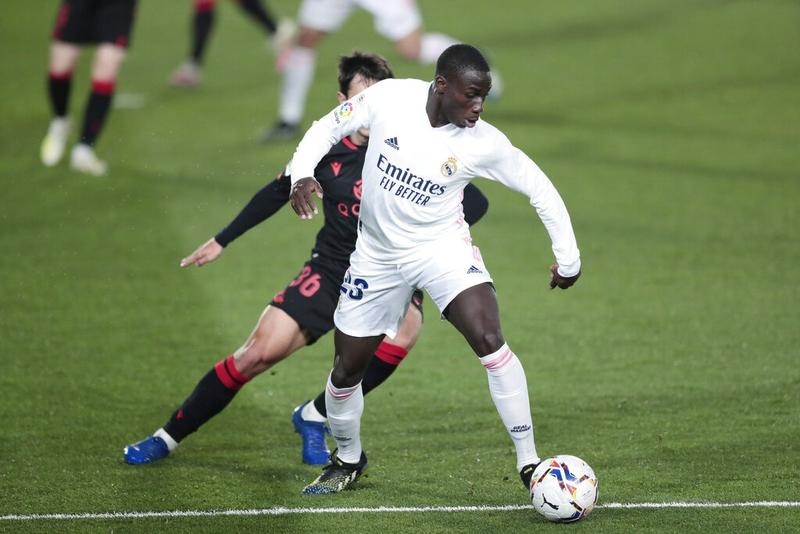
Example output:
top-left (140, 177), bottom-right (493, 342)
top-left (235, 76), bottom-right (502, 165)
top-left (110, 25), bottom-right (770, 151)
top-left (163, 355), bottom-right (250, 442)
top-left (79, 79), bottom-right (115, 146)
top-left (479, 344), bottom-right (540, 470)
top-left (361, 340), bottom-right (408, 395)
top-left (324, 373), bottom-right (363, 463)
top-left (279, 47), bottom-right (315, 125)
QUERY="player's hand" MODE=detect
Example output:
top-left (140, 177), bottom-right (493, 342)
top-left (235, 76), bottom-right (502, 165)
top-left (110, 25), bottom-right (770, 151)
top-left (549, 263), bottom-right (581, 290)
top-left (180, 238), bottom-right (224, 268)
top-left (290, 177), bottom-right (323, 219)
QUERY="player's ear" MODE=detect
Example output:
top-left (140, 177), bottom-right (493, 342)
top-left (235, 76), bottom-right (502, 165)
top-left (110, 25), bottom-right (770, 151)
top-left (336, 91), bottom-right (347, 103)
top-left (434, 75), bottom-right (447, 95)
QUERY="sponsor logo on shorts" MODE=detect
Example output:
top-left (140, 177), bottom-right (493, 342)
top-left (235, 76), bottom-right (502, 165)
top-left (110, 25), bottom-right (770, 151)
top-left (467, 265), bottom-right (483, 274)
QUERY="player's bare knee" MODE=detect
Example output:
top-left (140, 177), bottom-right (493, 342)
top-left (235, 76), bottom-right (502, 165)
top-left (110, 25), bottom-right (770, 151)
top-left (330, 365), bottom-right (361, 389)
top-left (92, 44), bottom-right (126, 79)
top-left (473, 331), bottom-right (504, 356)
top-left (395, 43), bottom-right (421, 61)
top-left (394, 32), bottom-right (422, 60)
top-left (233, 342), bottom-right (277, 376)
top-left (297, 27), bottom-right (324, 48)
top-left (231, 350), bottom-right (259, 377)
top-left (387, 327), bottom-right (420, 351)
top-left (50, 42), bottom-right (81, 72)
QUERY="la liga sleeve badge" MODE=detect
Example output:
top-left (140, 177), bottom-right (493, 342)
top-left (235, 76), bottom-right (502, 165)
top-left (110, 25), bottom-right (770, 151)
top-left (333, 101), bottom-right (354, 124)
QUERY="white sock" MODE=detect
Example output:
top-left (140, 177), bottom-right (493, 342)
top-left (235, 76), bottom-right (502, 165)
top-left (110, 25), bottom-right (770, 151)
top-left (419, 32), bottom-right (459, 64)
top-left (154, 428), bottom-right (179, 452)
top-left (324, 373), bottom-right (363, 464)
top-left (278, 46), bottom-right (316, 125)
top-left (301, 400), bottom-right (326, 422)
top-left (479, 344), bottom-right (540, 471)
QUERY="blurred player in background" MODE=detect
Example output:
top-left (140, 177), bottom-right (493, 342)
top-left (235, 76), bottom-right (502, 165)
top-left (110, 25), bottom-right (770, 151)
top-left (261, 0), bottom-right (502, 142)
top-left (40, 0), bottom-right (138, 176)
top-left (122, 51), bottom-right (490, 467)
top-left (170, 0), bottom-right (296, 88)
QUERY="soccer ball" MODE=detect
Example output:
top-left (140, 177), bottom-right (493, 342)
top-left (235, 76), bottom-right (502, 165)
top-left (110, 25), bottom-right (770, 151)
top-left (529, 455), bottom-right (598, 523)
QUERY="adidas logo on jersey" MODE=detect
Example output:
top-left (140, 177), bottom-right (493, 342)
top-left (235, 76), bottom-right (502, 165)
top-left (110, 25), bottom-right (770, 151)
top-left (467, 265), bottom-right (483, 274)
top-left (384, 137), bottom-right (399, 150)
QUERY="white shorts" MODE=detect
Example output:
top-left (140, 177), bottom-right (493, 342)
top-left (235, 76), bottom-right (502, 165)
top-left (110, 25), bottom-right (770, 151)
top-left (298, 0), bottom-right (422, 41)
top-left (334, 238), bottom-right (493, 338)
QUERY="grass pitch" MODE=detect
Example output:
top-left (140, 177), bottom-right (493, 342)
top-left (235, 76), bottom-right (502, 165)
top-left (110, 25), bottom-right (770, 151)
top-left (1, 0), bottom-right (799, 532)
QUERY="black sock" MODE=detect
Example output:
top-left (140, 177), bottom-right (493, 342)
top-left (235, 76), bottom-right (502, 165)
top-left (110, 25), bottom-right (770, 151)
top-left (361, 358), bottom-right (399, 396)
top-left (237, 0), bottom-right (277, 34)
top-left (312, 391), bottom-right (326, 417)
top-left (361, 341), bottom-right (408, 396)
top-left (191, 7), bottom-right (215, 64)
top-left (164, 356), bottom-right (249, 442)
top-left (79, 80), bottom-right (114, 146)
top-left (48, 71), bottom-right (72, 118)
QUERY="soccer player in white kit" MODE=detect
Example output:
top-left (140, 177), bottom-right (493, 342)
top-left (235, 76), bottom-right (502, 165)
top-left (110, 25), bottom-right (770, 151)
top-left (289, 44), bottom-right (581, 495)
top-left (261, 0), bottom-right (465, 141)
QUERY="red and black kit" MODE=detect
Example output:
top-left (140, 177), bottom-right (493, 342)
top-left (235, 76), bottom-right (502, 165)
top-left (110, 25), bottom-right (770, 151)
top-left (52, 0), bottom-right (137, 48)
top-left (215, 137), bottom-right (489, 342)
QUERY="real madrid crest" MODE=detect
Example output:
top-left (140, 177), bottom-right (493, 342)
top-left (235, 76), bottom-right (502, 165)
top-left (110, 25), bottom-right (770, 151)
top-left (440, 156), bottom-right (458, 177)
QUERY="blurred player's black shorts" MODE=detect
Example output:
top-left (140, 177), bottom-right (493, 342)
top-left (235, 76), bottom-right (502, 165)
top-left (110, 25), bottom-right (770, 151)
top-left (52, 0), bottom-right (137, 48)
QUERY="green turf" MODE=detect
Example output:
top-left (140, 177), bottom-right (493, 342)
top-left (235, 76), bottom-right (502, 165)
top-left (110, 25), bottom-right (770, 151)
top-left (1, 0), bottom-right (799, 532)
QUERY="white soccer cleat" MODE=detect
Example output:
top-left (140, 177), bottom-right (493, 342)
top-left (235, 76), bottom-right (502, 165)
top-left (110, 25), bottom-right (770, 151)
top-left (40, 117), bottom-right (70, 167)
top-left (270, 18), bottom-right (297, 72)
top-left (70, 144), bottom-right (108, 176)
top-left (170, 62), bottom-right (201, 88)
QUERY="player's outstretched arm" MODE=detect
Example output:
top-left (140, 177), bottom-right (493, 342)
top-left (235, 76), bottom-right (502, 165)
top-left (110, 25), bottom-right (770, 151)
top-left (180, 238), bottom-right (224, 268)
top-left (549, 263), bottom-right (581, 290)
top-left (289, 177), bottom-right (323, 219)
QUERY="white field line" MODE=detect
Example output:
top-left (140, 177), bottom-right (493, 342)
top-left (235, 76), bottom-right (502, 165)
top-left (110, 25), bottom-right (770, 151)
top-left (2, 502), bottom-right (799, 522)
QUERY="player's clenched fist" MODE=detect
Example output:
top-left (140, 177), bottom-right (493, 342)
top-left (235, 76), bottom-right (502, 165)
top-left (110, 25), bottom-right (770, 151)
top-left (549, 263), bottom-right (581, 290)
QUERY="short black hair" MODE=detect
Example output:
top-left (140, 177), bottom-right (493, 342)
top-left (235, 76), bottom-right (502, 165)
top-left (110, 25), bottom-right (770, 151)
top-left (338, 51), bottom-right (394, 95)
top-left (435, 44), bottom-right (490, 79)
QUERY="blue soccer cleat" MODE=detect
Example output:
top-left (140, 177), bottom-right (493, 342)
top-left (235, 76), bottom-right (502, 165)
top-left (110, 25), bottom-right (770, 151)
top-left (123, 435), bottom-right (170, 465)
top-left (292, 401), bottom-right (330, 465)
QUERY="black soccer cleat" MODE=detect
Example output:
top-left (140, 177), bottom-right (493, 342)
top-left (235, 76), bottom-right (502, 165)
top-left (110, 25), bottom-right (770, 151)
top-left (302, 449), bottom-right (368, 495)
top-left (520, 462), bottom-right (540, 490)
top-left (259, 121), bottom-right (298, 143)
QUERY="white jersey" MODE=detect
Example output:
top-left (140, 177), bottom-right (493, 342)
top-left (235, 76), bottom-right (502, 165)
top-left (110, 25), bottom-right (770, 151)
top-left (290, 78), bottom-right (581, 276)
